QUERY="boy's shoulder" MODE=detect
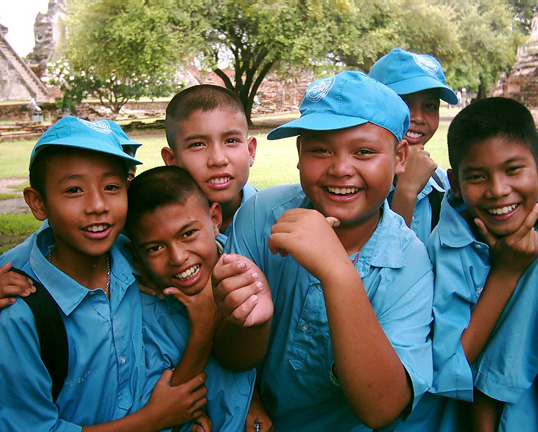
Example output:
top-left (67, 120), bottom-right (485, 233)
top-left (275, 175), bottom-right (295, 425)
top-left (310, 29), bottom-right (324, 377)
top-left (242, 183), bottom-right (306, 213)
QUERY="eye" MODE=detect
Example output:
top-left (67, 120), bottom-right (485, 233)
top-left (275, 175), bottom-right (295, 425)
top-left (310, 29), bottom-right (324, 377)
top-left (65, 186), bottom-right (82, 194)
top-left (507, 165), bottom-right (523, 175)
top-left (182, 229), bottom-right (198, 239)
top-left (464, 174), bottom-right (485, 183)
top-left (225, 138), bottom-right (241, 144)
top-left (425, 102), bottom-right (440, 111)
top-left (105, 183), bottom-right (122, 191)
top-left (356, 148), bottom-right (374, 156)
top-left (145, 244), bottom-right (163, 255)
top-left (187, 142), bottom-right (205, 149)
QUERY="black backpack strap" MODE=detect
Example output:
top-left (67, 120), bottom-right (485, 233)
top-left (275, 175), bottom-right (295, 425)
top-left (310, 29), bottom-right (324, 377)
top-left (11, 268), bottom-right (68, 402)
top-left (428, 171), bottom-right (446, 231)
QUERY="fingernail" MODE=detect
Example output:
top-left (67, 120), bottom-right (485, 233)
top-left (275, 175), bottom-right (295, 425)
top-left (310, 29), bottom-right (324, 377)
top-left (255, 281), bottom-right (263, 292)
top-left (251, 272), bottom-right (258, 280)
top-left (238, 262), bottom-right (247, 269)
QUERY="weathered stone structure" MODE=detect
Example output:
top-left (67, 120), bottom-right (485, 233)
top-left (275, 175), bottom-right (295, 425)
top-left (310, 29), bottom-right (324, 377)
top-left (0, 25), bottom-right (51, 102)
top-left (493, 13), bottom-right (538, 116)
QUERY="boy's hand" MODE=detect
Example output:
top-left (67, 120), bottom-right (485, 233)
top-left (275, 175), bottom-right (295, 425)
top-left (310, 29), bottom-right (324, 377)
top-left (475, 202), bottom-right (538, 273)
top-left (190, 412), bottom-right (213, 432)
top-left (396, 144), bottom-right (437, 195)
top-left (246, 388), bottom-right (274, 432)
top-left (163, 282), bottom-right (221, 333)
top-left (212, 254), bottom-right (273, 327)
top-left (0, 263), bottom-right (35, 310)
top-left (145, 369), bottom-right (208, 429)
top-left (268, 208), bottom-right (347, 282)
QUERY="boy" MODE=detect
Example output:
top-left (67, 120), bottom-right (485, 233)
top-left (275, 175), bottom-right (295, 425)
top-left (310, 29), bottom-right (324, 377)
top-left (162, 85), bottom-right (257, 242)
top-left (0, 119), bottom-right (143, 308)
top-left (369, 48), bottom-right (458, 242)
top-left (419, 97), bottom-right (538, 432)
top-left (0, 117), bottom-right (208, 431)
top-left (124, 165), bottom-right (267, 431)
top-left (212, 71), bottom-right (434, 431)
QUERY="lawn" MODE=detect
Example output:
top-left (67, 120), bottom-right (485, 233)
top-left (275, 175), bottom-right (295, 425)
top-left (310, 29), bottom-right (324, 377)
top-left (0, 109), bottom-right (457, 253)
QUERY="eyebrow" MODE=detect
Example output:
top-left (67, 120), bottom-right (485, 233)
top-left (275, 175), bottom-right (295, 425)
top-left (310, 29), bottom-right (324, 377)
top-left (182, 129), bottom-right (246, 142)
top-left (461, 155), bottom-right (529, 173)
top-left (57, 171), bottom-right (124, 183)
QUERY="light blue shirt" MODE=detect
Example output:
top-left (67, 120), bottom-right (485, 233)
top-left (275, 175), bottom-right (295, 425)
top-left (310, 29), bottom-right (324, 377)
top-left (394, 191), bottom-right (538, 431)
top-left (225, 184), bottom-right (434, 432)
top-left (0, 226), bottom-right (146, 431)
top-left (217, 182), bottom-right (258, 245)
top-left (141, 294), bottom-right (256, 432)
top-left (388, 167), bottom-right (449, 244)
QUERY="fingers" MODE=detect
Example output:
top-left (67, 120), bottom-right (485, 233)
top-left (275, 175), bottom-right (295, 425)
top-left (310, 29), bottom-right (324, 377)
top-left (0, 297), bottom-right (16, 311)
top-left (0, 270), bottom-right (35, 299)
top-left (325, 216), bottom-right (340, 228)
top-left (474, 217), bottom-right (497, 248)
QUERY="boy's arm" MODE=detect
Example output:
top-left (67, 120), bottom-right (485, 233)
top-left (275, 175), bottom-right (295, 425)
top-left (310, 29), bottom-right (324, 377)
top-left (469, 390), bottom-right (497, 432)
top-left (461, 204), bottom-right (538, 364)
top-left (212, 254), bottom-right (273, 371)
top-left (0, 263), bottom-right (35, 310)
top-left (390, 145), bottom-right (437, 226)
top-left (268, 208), bottom-right (413, 429)
top-left (161, 282), bottom-right (221, 386)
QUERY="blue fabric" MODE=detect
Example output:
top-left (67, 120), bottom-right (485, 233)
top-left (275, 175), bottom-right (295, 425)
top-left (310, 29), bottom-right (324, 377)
top-left (217, 182), bottom-right (258, 245)
top-left (225, 184), bottom-right (434, 432)
top-left (0, 226), bottom-right (145, 431)
top-left (388, 167), bottom-right (449, 244)
top-left (141, 294), bottom-right (255, 432)
top-left (393, 191), bottom-right (538, 431)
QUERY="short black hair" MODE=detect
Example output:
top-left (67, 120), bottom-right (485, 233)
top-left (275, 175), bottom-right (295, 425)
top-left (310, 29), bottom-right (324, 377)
top-left (29, 146), bottom-right (128, 199)
top-left (165, 84), bottom-right (247, 150)
top-left (448, 97), bottom-right (538, 173)
top-left (125, 165), bottom-right (209, 240)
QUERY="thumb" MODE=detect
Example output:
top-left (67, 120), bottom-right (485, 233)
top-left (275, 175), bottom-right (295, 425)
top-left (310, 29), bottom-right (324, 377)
top-left (0, 262), bottom-right (13, 274)
top-left (157, 368), bottom-right (173, 385)
top-left (326, 217), bottom-right (340, 228)
top-left (474, 218), bottom-right (497, 248)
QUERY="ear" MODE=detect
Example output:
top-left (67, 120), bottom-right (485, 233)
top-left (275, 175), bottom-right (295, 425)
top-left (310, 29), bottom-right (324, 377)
top-left (447, 168), bottom-right (461, 198)
top-left (394, 138), bottom-right (409, 176)
top-left (247, 136), bottom-right (257, 167)
top-left (23, 187), bottom-right (48, 221)
top-left (209, 202), bottom-right (223, 237)
top-left (161, 146), bottom-right (177, 166)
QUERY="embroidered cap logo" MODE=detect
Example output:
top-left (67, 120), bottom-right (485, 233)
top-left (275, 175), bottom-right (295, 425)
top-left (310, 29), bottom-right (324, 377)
top-left (413, 54), bottom-right (439, 76)
top-left (305, 76), bottom-right (336, 102)
top-left (77, 118), bottom-right (112, 135)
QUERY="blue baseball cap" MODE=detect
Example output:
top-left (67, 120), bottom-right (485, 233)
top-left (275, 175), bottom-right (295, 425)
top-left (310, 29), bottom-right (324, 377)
top-left (369, 48), bottom-right (458, 105)
top-left (267, 71), bottom-right (410, 142)
top-left (30, 116), bottom-right (142, 169)
top-left (105, 120), bottom-right (143, 156)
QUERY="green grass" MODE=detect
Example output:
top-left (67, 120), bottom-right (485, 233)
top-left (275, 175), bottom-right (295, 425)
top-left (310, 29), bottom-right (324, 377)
top-left (0, 213), bottom-right (42, 254)
top-left (0, 193), bottom-right (19, 200)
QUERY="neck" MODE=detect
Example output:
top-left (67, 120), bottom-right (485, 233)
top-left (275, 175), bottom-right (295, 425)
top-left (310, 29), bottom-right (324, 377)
top-left (219, 192), bottom-right (243, 234)
top-left (334, 210), bottom-right (381, 256)
top-left (48, 247), bottom-right (110, 292)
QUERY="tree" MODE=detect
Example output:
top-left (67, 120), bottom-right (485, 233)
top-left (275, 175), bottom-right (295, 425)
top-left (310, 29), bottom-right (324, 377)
top-left (54, 0), bottom-right (183, 115)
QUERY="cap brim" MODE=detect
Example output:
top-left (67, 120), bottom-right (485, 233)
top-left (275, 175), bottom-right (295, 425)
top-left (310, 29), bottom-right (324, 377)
top-left (31, 137), bottom-right (142, 168)
top-left (388, 76), bottom-right (459, 105)
top-left (268, 113), bottom-right (368, 140)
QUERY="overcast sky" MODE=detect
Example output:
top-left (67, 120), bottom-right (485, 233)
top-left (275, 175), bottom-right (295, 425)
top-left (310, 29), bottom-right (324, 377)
top-left (1, 0), bottom-right (49, 57)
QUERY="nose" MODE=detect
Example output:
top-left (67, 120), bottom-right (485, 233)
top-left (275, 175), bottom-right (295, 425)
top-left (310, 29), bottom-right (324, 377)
top-left (169, 242), bottom-right (188, 266)
top-left (486, 174), bottom-right (511, 199)
top-left (207, 144), bottom-right (229, 167)
top-left (85, 189), bottom-right (109, 214)
top-left (410, 104), bottom-right (424, 124)
top-left (328, 154), bottom-right (354, 178)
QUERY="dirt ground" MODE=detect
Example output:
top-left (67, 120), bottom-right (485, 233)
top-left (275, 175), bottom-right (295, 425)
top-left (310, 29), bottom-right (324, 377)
top-left (0, 178), bottom-right (29, 214)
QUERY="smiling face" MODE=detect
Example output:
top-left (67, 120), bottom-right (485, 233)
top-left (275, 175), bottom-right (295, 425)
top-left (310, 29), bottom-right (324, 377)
top-left (450, 136), bottom-right (538, 238)
top-left (400, 89), bottom-right (440, 147)
top-left (161, 108), bottom-right (256, 210)
top-left (28, 149), bottom-right (128, 262)
top-left (298, 123), bottom-right (407, 230)
top-left (132, 198), bottom-right (221, 296)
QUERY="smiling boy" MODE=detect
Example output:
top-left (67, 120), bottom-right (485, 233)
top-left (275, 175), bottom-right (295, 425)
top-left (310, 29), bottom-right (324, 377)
top-left (0, 117), bottom-right (208, 431)
top-left (124, 166), bottom-right (267, 431)
top-left (212, 71), bottom-right (434, 431)
top-left (162, 85), bottom-right (257, 240)
top-left (394, 97), bottom-right (538, 431)
top-left (370, 48), bottom-right (458, 242)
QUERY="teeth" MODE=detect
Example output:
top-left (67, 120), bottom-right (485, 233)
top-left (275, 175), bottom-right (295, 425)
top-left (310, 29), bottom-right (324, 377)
top-left (488, 204), bottom-right (517, 215)
top-left (175, 264), bottom-right (201, 281)
top-left (327, 186), bottom-right (359, 195)
top-left (208, 177), bottom-right (230, 184)
top-left (85, 225), bottom-right (107, 233)
top-left (406, 131), bottom-right (423, 139)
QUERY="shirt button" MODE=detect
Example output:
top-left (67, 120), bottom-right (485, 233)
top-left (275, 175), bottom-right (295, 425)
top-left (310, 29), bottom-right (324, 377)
top-left (302, 324), bottom-right (309, 332)
top-left (120, 356), bottom-right (126, 364)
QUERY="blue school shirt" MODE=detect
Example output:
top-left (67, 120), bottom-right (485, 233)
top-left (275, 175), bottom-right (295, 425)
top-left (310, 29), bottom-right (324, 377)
top-left (388, 167), bottom-right (449, 243)
top-left (225, 184), bottom-right (434, 432)
top-left (217, 182), bottom-right (258, 245)
top-left (141, 294), bottom-right (256, 432)
top-left (0, 226), bottom-right (146, 431)
top-left (394, 192), bottom-right (538, 432)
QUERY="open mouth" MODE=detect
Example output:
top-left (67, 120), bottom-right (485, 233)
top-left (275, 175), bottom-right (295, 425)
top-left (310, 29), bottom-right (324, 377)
top-left (327, 186), bottom-right (360, 195)
top-left (174, 264), bottom-right (201, 281)
top-left (208, 177), bottom-right (232, 185)
top-left (405, 131), bottom-right (425, 141)
top-left (83, 224), bottom-right (110, 233)
top-left (486, 204), bottom-right (518, 216)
